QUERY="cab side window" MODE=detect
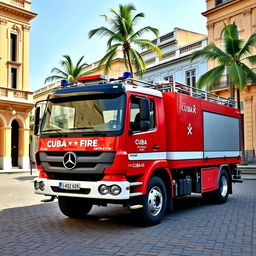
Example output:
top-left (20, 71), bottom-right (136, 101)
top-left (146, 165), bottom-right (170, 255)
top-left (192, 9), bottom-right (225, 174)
top-left (130, 96), bottom-right (155, 132)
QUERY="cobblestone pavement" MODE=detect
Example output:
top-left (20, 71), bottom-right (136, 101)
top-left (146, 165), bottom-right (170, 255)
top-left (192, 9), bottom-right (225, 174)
top-left (0, 173), bottom-right (255, 256)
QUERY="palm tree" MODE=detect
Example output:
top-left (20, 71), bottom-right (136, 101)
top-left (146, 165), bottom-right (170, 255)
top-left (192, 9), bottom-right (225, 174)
top-left (45, 55), bottom-right (89, 84)
top-left (88, 4), bottom-right (162, 77)
top-left (191, 22), bottom-right (256, 107)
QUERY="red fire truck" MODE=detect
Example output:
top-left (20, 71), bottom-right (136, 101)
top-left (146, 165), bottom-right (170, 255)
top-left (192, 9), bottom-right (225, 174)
top-left (33, 73), bottom-right (242, 226)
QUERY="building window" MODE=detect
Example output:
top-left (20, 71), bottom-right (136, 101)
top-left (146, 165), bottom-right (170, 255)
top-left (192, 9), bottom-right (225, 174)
top-left (10, 33), bottom-right (18, 62)
top-left (164, 75), bottom-right (173, 82)
top-left (216, 0), bottom-right (233, 7)
top-left (11, 68), bottom-right (17, 89)
top-left (186, 69), bottom-right (196, 87)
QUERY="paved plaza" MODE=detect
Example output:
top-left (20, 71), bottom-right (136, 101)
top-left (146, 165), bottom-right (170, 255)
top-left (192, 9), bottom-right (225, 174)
top-left (0, 172), bottom-right (255, 256)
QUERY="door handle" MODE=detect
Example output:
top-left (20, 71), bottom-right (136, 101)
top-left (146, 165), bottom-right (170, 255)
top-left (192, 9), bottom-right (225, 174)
top-left (152, 145), bottom-right (160, 149)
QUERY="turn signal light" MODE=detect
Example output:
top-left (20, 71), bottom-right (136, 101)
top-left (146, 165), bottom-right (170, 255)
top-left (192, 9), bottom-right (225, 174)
top-left (37, 166), bottom-right (49, 179)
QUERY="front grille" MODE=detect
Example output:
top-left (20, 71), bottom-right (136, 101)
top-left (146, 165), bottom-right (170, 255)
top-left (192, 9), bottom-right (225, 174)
top-left (49, 162), bottom-right (96, 168)
top-left (46, 151), bottom-right (102, 157)
top-left (39, 151), bottom-right (116, 180)
top-left (48, 173), bottom-right (104, 181)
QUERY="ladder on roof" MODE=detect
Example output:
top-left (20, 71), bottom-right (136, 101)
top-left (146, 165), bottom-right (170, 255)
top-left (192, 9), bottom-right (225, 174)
top-left (126, 78), bottom-right (237, 108)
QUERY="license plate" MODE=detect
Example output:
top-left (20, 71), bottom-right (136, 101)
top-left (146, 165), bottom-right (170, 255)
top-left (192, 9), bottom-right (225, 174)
top-left (59, 182), bottom-right (81, 190)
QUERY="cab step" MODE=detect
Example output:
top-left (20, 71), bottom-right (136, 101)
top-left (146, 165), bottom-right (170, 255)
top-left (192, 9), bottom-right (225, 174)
top-left (41, 196), bottom-right (55, 202)
top-left (129, 204), bottom-right (143, 210)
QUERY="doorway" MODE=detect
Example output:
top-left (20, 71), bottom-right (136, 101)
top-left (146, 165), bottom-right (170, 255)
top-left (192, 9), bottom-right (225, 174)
top-left (11, 119), bottom-right (19, 167)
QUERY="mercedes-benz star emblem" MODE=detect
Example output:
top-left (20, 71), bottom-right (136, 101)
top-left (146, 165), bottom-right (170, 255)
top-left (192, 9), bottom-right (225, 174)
top-left (63, 152), bottom-right (77, 170)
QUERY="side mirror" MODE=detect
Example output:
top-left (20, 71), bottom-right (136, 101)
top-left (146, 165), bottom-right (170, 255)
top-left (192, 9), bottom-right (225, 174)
top-left (140, 98), bottom-right (150, 131)
top-left (34, 107), bottom-right (40, 136)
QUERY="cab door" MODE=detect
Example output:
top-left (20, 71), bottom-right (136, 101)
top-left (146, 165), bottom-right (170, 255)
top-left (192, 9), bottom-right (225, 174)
top-left (126, 94), bottom-right (165, 174)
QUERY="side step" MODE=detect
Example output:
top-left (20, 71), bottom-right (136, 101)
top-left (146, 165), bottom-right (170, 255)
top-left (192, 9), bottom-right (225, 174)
top-left (232, 179), bottom-right (243, 183)
top-left (130, 205), bottom-right (143, 210)
top-left (232, 175), bottom-right (243, 183)
top-left (41, 196), bottom-right (56, 202)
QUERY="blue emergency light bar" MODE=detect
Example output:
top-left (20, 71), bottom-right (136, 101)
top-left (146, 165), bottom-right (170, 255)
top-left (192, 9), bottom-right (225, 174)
top-left (60, 80), bottom-right (74, 86)
top-left (110, 71), bottom-right (131, 81)
top-left (61, 72), bottom-right (131, 86)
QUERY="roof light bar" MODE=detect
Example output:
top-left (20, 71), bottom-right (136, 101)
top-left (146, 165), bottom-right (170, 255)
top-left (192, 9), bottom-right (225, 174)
top-left (60, 80), bottom-right (74, 86)
top-left (77, 74), bottom-right (108, 83)
top-left (110, 71), bottom-right (132, 82)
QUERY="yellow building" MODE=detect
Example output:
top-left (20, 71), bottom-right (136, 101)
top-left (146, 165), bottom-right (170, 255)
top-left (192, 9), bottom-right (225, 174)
top-left (0, 0), bottom-right (36, 170)
top-left (203, 0), bottom-right (256, 162)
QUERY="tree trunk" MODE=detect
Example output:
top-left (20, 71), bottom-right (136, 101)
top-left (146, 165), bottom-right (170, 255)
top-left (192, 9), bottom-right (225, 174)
top-left (229, 76), bottom-right (235, 99)
top-left (126, 50), bottom-right (134, 78)
top-left (236, 88), bottom-right (240, 110)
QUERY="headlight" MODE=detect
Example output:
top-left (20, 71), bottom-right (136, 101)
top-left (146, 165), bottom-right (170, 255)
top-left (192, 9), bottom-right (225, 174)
top-left (110, 185), bottom-right (121, 195)
top-left (99, 185), bottom-right (109, 195)
top-left (34, 181), bottom-right (40, 190)
top-left (39, 181), bottom-right (45, 191)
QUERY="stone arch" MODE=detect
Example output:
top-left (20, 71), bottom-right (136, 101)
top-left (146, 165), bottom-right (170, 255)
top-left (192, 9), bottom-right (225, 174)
top-left (220, 24), bottom-right (241, 48)
top-left (8, 115), bottom-right (25, 129)
top-left (0, 113), bottom-right (7, 127)
top-left (9, 115), bottom-right (26, 168)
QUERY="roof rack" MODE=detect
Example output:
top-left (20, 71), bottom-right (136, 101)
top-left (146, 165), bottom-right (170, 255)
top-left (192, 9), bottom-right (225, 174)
top-left (126, 78), bottom-right (237, 108)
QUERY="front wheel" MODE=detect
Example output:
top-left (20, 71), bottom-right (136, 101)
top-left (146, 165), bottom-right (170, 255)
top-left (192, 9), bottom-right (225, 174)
top-left (137, 176), bottom-right (167, 226)
top-left (58, 196), bottom-right (93, 218)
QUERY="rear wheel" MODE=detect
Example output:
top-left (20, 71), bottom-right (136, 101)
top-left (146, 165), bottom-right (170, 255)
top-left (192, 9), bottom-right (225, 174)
top-left (58, 197), bottom-right (93, 218)
top-left (202, 169), bottom-right (230, 204)
top-left (213, 169), bottom-right (230, 203)
top-left (137, 176), bottom-right (167, 226)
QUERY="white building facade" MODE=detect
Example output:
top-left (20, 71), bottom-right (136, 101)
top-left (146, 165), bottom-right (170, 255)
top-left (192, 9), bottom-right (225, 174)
top-left (141, 28), bottom-right (208, 86)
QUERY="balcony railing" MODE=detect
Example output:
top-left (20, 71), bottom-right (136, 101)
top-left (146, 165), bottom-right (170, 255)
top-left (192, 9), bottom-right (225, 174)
top-left (0, 87), bottom-right (33, 102)
top-left (141, 32), bottom-right (175, 50)
top-left (159, 32), bottom-right (174, 43)
top-left (144, 38), bottom-right (207, 68)
top-left (180, 41), bottom-right (203, 55)
top-left (214, 68), bottom-right (256, 90)
top-left (216, 0), bottom-right (233, 7)
top-left (214, 75), bottom-right (231, 89)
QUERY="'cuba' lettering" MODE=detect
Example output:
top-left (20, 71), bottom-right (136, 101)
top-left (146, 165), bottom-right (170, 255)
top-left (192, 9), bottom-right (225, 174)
top-left (181, 103), bottom-right (197, 114)
top-left (135, 139), bottom-right (147, 145)
top-left (47, 140), bottom-right (67, 148)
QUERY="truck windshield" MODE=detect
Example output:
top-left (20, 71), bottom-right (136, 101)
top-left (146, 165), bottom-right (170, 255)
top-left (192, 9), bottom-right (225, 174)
top-left (41, 94), bottom-right (125, 135)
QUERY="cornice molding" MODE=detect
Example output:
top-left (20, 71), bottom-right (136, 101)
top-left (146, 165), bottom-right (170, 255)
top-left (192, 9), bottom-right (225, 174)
top-left (0, 2), bottom-right (37, 21)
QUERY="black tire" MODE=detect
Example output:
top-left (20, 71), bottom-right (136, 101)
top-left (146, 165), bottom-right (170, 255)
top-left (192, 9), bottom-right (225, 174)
top-left (138, 176), bottom-right (167, 226)
top-left (202, 169), bottom-right (230, 204)
top-left (58, 197), bottom-right (93, 218)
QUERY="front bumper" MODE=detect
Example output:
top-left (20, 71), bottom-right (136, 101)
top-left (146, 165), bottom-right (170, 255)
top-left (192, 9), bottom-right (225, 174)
top-left (34, 178), bottom-right (131, 200)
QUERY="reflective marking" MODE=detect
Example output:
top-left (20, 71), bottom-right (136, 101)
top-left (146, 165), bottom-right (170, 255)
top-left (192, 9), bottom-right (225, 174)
top-left (128, 151), bottom-right (241, 160)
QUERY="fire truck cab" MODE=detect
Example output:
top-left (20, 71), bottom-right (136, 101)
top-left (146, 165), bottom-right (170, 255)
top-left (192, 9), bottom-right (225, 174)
top-left (34, 73), bottom-right (241, 226)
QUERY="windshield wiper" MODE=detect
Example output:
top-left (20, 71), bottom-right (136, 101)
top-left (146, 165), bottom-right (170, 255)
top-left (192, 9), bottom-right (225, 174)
top-left (69, 127), bottom-right (96, 131)
top-left (69, 127), bottom-right (108, 136)
top-left (42, 128), bottom-right (62, 133)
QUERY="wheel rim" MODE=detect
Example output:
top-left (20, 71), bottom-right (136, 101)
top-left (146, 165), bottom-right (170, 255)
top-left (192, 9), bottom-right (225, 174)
top-left (148, 186), bottom-right (163, 216)
top-left (221, 175), bottom-right (228, 197)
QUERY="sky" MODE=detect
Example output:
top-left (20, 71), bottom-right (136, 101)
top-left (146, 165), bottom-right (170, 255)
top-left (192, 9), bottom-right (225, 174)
top-left (29, 0), bottom-right (207, 92)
